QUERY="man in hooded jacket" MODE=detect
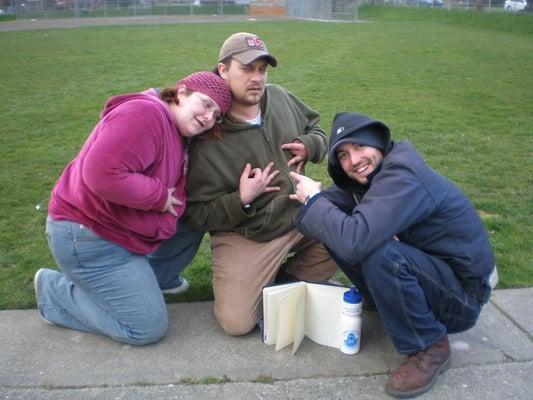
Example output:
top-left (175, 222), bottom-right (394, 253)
top-left (289, 112), bottom-right (498, 398)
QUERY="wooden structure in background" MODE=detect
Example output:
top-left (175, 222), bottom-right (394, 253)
top-left (249, 0), bottom-right (286, 16)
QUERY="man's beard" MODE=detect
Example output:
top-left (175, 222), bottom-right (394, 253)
top-left (238, 89), bottom-right (263, 107)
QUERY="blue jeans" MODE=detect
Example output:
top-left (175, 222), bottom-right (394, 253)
top-left (148, 220), bottom-right (204, 291)
top-left (332, 240), bottom-right (489, 354)
top-left (37, 217), bottom-right (202, 345)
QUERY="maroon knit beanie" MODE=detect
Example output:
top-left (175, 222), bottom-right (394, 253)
top-left (177, 71), bottom-right (231, 115)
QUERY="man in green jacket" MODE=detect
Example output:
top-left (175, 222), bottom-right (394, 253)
top-left (183, 32), bottom-right (337, 335)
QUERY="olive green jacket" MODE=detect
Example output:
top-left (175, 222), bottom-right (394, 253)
top-left (183, 84), bottom-right (328, 242)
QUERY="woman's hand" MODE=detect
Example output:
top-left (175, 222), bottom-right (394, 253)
top-left (161, 188), bottom-right (183, 216)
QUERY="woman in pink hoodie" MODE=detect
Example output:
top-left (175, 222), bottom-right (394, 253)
top-left (34, 72), bottom-right (230, 345)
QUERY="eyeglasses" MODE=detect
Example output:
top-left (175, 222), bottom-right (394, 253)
top-left (197, 93), bottom-right (222, 123)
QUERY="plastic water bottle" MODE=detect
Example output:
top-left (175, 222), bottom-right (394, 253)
top-left (340, 287), bottom-right (362, 355)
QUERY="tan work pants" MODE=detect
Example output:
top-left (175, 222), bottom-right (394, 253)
top-left (210, 228), bottom-right (337, 336)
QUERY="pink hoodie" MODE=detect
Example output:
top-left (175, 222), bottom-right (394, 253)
top-left (49, 89), bottom-right (186, 254)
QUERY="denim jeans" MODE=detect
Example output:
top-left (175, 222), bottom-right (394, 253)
top-left (148, 221), bottom-right (204, 291)
top-left (38, 217), bottom-right (200, 345)
top-left (332, 240), bottom-right (487, 354)
top-left (36, 218), bottom-right (203, 345)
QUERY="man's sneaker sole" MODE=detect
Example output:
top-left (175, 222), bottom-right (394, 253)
top-left (33, 268), bottom-right (55, 325)
top-left (161, 277), bottom-right (190, 295)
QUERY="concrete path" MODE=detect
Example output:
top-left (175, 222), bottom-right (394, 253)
top-left (1, 288), bottom-right (532, 399)
top-left (0, 15), bottom-right (290, 32)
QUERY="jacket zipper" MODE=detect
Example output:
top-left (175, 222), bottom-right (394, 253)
top-left (260, 126), bottom-right (295, 192)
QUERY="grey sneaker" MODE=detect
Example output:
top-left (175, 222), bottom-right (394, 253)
top-left (33, 268), bottom-right (55, 325)
top-left (161, 277), bottom-right (190, 295)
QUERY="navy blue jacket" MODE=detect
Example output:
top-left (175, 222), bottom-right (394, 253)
top-left (295, 115), bottom-right (494, 290)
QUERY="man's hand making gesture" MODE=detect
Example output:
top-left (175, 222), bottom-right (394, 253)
top-left (281, 140), bottom-right (308, 174)
top-left (239, 162), bottom-right (280, 206)
top-left (289, 172), bottom-right (322, 204)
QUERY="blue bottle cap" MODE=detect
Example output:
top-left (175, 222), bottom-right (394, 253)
top-left (343, 287), bottom-right (362, 304)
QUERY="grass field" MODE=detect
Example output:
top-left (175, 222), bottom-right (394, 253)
top-left (0, 6), bottom-right (531, 309)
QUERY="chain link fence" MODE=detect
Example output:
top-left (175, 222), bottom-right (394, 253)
top-left (0, 0), bottom-right (357, 20)
top-left (360, 0), bottom-right (510, 11)
top-left (0, 0), bottom-right (522, 21)
top-left (0, 0), bottom-right (250, 19)
top-left (1, 0), bottom-right (361, 20)
top-left (285, 0), bottom-right (358, 20)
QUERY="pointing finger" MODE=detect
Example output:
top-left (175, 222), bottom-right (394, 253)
top-left (289, 171), bottom-right (303, 181)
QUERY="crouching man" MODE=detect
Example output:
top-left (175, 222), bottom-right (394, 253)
top-left (290, 112), bottom-right (497, 398)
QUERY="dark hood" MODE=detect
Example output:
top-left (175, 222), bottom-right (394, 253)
top-left (327, 112), bottom-right (391, 192)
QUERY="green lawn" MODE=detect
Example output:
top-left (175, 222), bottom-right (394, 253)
top-left (0, 6), bottom-right (531, 309)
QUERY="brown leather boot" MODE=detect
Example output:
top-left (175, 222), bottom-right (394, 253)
top-left (385, 336), bottom-right (451, 398)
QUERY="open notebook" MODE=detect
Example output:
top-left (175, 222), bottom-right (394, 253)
top-left (262, 281), bottom-right (348, 354)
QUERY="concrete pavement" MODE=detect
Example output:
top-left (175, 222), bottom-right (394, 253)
top-left (0, 15), bottom-right (291, 32)
top-left (1, 288), bottom-right (532, 399)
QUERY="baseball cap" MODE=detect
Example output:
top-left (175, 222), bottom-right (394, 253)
top-left (218, 32), bottom-right (277, 67)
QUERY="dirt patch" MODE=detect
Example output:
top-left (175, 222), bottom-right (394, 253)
top-left (478, 210), bottom-right (502, 219)
top-left (0, 14), bottom-right (290, 32)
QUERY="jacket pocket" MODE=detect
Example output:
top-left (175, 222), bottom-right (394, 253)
top-left (242, 201), bottom-right (274, 239)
